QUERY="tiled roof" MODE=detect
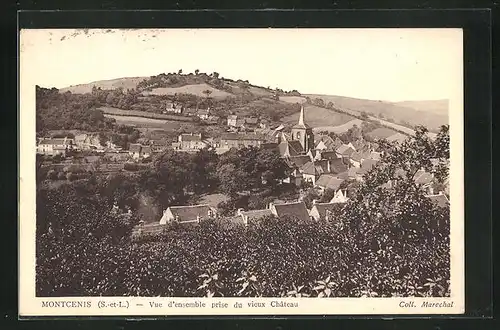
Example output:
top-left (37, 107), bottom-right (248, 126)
top-left (168, 204), bottom-right (214, 222)
top-left (315, 135), bottom-right (337, 150)
top-left (316, 174), bottom-right (336, 187)
top-left (318, 151), bottom-right (338, 160)
top-left (312, 202), bottom-right (344, 220)
top-left (279, 140), bottom-right (304, 157)
top-left (141, 146), bottom-right (152, 154)
top-left (316, 175), bottom-right (344, 190)
top-left (228, 115), bottom-right (238, 120)
top-left (240, 209), bottom-right (273, 222)
top-left (288, 155), bottom-right (312, 168)
top-left (329, 158), bottom-right (348, 174)
top-left (180, 134), bottom-right (202, 142)
top-left (300, 161), bottom-right (328, 176)
top-left (426, 194), bottom-right (449, 208)
top-left (336, 145), bottom-right (355, 157)
top-left (39, 138), bottom-right (72, 146)
top-left (220, 133), bottom-right (266, 141)
top-left (272, 201), bottom-right (310, 222)
top-left (288, 141), bottom-right (304, 155)
top-left (351, 151), bottom-right (363, 162)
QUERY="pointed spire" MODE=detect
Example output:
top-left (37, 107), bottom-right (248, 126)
top-left (298, 105), bottom-right (305, 126)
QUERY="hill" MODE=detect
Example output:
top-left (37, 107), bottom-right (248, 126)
top-left (304, 94), bottom-right (448, 132)
top-left (281, 104), bottom-right (355, 129)
top-left (144, 83), bottom-right (233, 99)
top-left (56, 73), bottom-right (447, 135)
top-left (60, 77), bottom-right (148, 94)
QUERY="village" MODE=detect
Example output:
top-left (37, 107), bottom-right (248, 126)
top-left (37, 103), bottom-right (450, 237)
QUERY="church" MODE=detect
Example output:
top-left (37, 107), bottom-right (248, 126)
top-left (278, 105), bottom-right (315, 157)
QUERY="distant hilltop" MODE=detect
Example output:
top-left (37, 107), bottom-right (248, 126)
top-left (58, 71), bottom-right (449, 131)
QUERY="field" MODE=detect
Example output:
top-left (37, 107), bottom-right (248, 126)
top-left (145, 83), bottom-right (233, 99)
top-left (281, 104), bottom-right (355, 128)
top-left (60, 77), bottom-right (148, 94)
top-left (279, 96), bottom-right (307, 104)
top-left (305, 94), bottom-right (448, 131)
top-left (366, 127), bottom-right (399, 140)
top-left (313, 119), bottom-right (365, 134)
top-left (395, 100), bottom-right (449, 116)
top-left (105, 114), bottom-right (185, 130)
top-left (99, 106), bottom-right (193, 122)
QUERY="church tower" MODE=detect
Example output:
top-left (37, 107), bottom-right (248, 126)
top-left (291, 105), bottom-right (314, 153)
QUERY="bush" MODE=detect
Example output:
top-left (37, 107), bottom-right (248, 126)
top-left (124, 163), bottom-right (139, 171)
top-left (46, 169), bottom-right (57, 180)
top-left (36, 210), bottom-right (450, 297)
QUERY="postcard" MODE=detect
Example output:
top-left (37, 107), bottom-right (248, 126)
top-left (19, 28), bottom-right (464, 316)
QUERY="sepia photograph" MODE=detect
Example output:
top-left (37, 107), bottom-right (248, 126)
top-left (19, 28), bottom-right (464, 315)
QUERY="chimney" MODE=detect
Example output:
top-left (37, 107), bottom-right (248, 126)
top-left (237, 208), bottom-right (244, 216)
top-left (438, 191), bottom-right (443, 195)
top-left (312, 199), bottom-right (318, 205)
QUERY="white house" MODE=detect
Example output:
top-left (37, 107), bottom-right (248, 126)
top-left (37, 137), bottom-right (74, 156)
top-left (330, 189), bottom-right (349, 203)
top-left (159, 204), bottom-right (217, 225)
top-left (233, 208), bottom-right (273, 226)
top-left (309, 200), bottom-right (343, 222)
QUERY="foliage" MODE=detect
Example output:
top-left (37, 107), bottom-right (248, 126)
top-left (37, 210), bottom-right (449, 297)
top-left (216, 146), bottom-right (289, 197)
top-left (36, 86), bottom-right (114, 133)
top-left (36, 126), bottom-right (450, 299)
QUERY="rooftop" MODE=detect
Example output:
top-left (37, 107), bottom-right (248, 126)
top-left (240, 209), bottom-right (273, 222)
top-left (272, 201), bottom-right (310, 222)
top-left (425, 193), bottom-right (449, 208)
top-left (336, 144), bottom-right (355, 157)
top-left (312, 202), bottom-right (344, 220)
top-left (167, 204), bottom-right (215, 222)
top-left (316, 175), bottom-right (345, 191)
top-left (220, 133), bottom-right (267, 141)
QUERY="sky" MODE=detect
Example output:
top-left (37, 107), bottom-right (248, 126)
top-left (20, 28), bottom-right (463, 102)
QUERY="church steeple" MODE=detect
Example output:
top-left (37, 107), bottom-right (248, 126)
top-left (293, 105), bottom-right (310, 129)
top-left (290, 104), bottom-right (314, 153)
top-left (298, 105), bottom-right (305, 127)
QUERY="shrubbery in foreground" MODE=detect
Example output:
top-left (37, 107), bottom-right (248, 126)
top-left (36, 198), bottom-right (449, 298)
